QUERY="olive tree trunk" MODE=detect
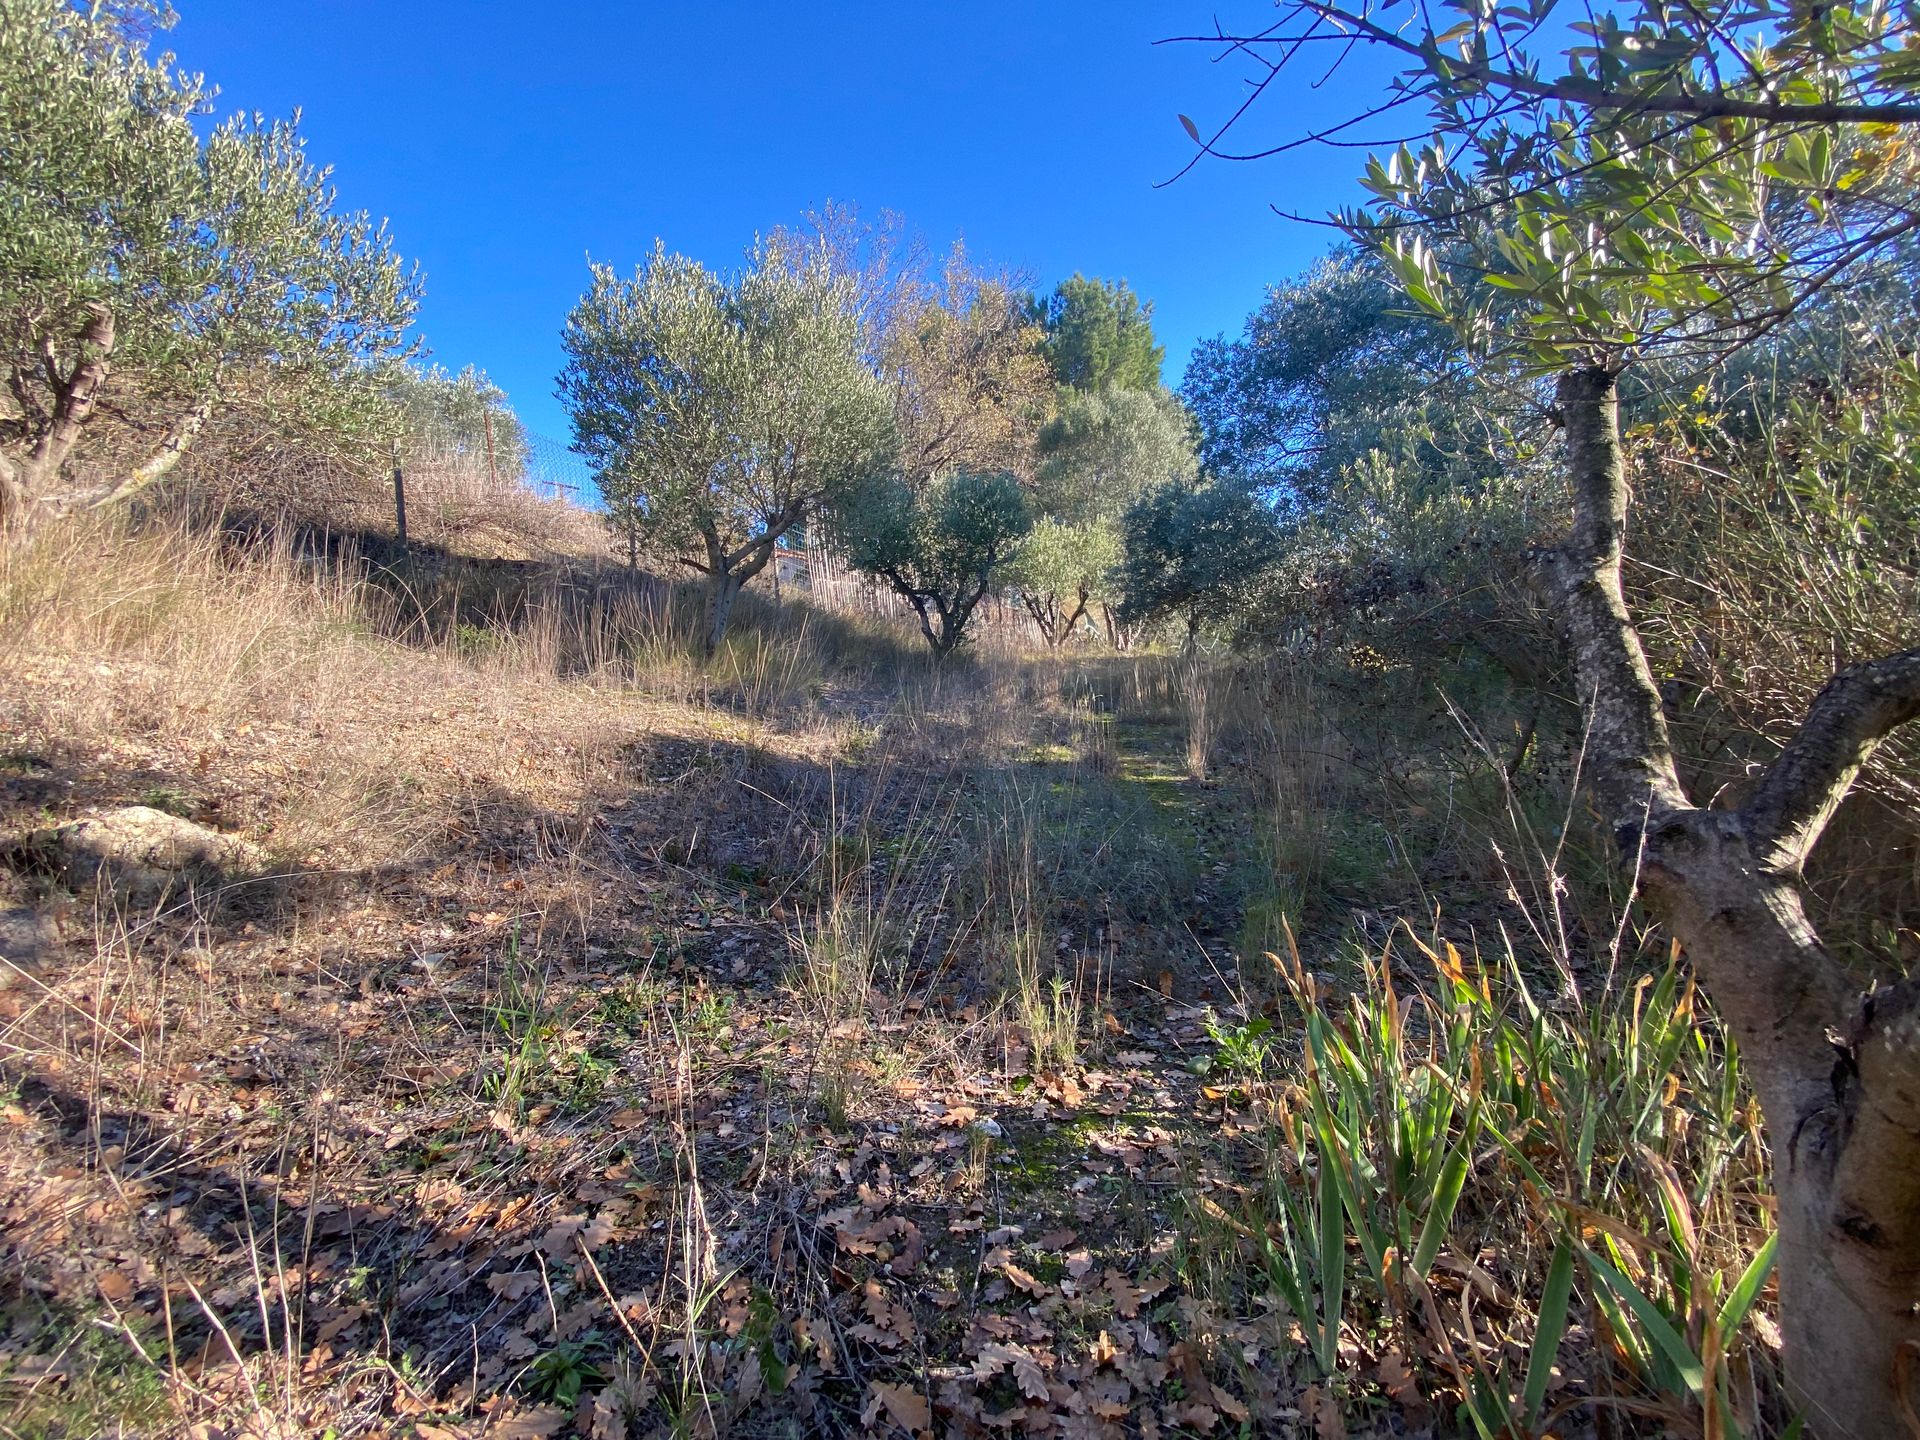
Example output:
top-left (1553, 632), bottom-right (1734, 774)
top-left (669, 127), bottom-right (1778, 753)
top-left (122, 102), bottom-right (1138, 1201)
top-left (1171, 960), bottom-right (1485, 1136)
top-left (83, 400), bottom-right (211, 511)
top-left (1549, 365), bottom-right (1920, 1439)
top-left (693, 505), bottom-right (801, 659)
top-left (702, 571), bottom-right (745, 658)
top-left (908, 588), bottom-right (970, 660)
top-left (0, 452), bottom-right (24, 534)
top-left (890, 567), bottom-right (998, 661)
top-left (1020, 591), bottom-right (1062, 648)
top-left (1018, 587), bottom-right (1090, 650)
top-left (1, 305), bottom-right (115, 532)
top-left (1059, 586), bottom-right (1091, 647)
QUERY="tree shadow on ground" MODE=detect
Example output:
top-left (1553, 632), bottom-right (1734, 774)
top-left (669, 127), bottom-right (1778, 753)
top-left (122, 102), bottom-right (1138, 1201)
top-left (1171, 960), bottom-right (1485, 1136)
top-left (0, 725), bottom-right (1090, 1436)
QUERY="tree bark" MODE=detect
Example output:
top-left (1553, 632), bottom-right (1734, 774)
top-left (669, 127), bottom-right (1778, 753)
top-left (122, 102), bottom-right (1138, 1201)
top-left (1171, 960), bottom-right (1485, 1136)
top-left (692, 503), bottom-right (802, 658)
top-left (702, 571), bottom-right (743, 659)
top-left (0, 450), bottom-right (24, 534)
top-left (1543, 367), bottom-right (1687, 829)
top-left (938, 572), bottom-right (995, 659)
top-left (79, 399), bottom-right (211, 511)
top-left (1021, 592), bottom-right (1060, 648)
top-left (1546, 365), bottom-right (1920, 1439)
top-left (889, 565), bottom-right (997, 660)
top-left (1059, 586), bottom-right (1090, 647)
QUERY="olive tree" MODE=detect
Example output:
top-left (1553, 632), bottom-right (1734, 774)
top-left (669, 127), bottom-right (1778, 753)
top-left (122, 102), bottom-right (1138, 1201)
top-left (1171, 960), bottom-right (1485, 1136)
top-left (1371, 141), bottom-right (1920, 1440)
top-left (1114, 475), bottom-right (1286, 648)
top-left (1174, 0), bottom-right (1920, 1424)
top-left (1035, 387), bottom-right (1196, 521)
top-left (1001, 517), bottom-right (1119, 648)
top-left (387, 364), bottom-right (530, 476)
top-left (0, 0), bottom-right (419, 528)
top-left (839, 469), bottom-right (1031, 658)
top-left (1012, 385), bottom-right (1198, 647)
top-left (558, 237), bottom-right (895, 655)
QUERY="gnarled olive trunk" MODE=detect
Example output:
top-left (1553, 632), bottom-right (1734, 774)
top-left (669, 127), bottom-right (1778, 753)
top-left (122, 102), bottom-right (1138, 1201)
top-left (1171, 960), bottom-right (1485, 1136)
top-left (909, 588), bottom-right (973, 660)
top-left (94, 400), bottom-right (211, 510)
top-left (1018, 586), bottom-right (1090, 650)
top-left (1020, 591), bottom-right (1062, 648)
top-left (693, 508), bottom-right (799, 659)
top-left (702, 571), bottom-right (744, 659)
top-left (1059, 586), bottom-right (1091, 647)
top-left (888, 565), bottom-right (1000, 661)
top-left (1, 305), bottom-right (115, 533)
top-left (1550, 365), bottom-right (1920, 1439)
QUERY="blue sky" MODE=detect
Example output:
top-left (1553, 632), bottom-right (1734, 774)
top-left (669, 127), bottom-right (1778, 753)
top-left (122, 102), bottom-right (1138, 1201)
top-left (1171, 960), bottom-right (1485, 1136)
top-left (172, 2), bottom-right (1387, 443)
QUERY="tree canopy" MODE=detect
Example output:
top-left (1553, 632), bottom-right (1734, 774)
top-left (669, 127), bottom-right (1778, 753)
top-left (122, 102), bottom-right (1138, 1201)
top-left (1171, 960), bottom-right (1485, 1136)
top-left (387, 364), bottom-right (530, 476)
top-left (1031, 274), bottom-right (1165, 392)
top-left (1113, 474), bottom-right (1287, 644)
top-left (1034, 385), bottom-right (1198, 524)
top-left (1012, 384), bottom-right (1201, 647)
top-left (883, 246), bottom-right (1053, 487)
top-left (558, 236), bottom-right (895, 654)
top-left (1180, 248), bottom-right (1494, 503)
top-left (839, 468), bottom-right (1031, 657)
top-left (0, 0), bottom-right (419, 526)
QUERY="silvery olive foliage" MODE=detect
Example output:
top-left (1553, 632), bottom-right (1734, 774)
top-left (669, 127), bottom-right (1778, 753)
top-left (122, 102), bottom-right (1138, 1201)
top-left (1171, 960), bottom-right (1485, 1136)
top-left (1172, 0), bottom-right (1920, 1422)
top-left (558, 235), bottom-right (895, 652)
top-left (0, 0), bottom-right (419, 521)
top-left (839, 467), bottom-right (1032, 658)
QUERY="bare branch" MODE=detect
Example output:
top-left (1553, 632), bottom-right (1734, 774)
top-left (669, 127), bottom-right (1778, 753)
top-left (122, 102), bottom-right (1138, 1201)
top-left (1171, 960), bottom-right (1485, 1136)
top-left (1743, 648), bottom-right (1920, 874)
top-left (1163, 16), bottom-right (1920, 125)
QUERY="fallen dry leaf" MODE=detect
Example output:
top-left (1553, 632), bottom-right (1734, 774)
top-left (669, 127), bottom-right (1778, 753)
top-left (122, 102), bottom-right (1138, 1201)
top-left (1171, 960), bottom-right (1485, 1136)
top-left (1168, 1400), bottom-right (1219, 1432)
top-left (863, 1380), bottom-right (931, 1435)
top-left (1303, 1384), bottom-right (1348, 1440)
top-left (1004, 1262), bottom-right (1049, 1296)
top-left (480, 1403), bottom-right (567, 1438)
top-left (1377, 1347), bottom-right (1420, 1405)
top-left (974, 1341), bottom-right (1049, 1401)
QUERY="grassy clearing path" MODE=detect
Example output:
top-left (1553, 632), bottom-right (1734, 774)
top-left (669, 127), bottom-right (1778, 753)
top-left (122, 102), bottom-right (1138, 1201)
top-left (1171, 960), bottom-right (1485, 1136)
top-left (1, 644), bottom-right (1315, 1438)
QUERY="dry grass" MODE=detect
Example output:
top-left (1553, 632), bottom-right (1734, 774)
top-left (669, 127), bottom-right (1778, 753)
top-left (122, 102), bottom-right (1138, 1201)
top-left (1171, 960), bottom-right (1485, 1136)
top-left (179, 436), bottom-right (609, 564)
top-left (0, 510), bottom-right (1155, 1438)
top-left (0, 514), bottom-right (658, 880)
top-left (0, 511), bottom-right (1787, 1440)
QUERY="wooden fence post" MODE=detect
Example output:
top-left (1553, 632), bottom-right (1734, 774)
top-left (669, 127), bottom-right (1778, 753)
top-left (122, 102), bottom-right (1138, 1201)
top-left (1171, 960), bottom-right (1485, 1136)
top-left (391, 440), bottom-right (408, 551)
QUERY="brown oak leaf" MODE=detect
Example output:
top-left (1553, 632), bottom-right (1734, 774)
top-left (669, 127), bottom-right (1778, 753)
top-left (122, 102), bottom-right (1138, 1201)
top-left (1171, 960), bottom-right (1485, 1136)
top-left (863, 1381), bottom-right (931, 1435)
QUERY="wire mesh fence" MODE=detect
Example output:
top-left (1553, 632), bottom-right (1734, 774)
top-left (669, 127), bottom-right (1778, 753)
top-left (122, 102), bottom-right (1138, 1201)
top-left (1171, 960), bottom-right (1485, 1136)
top-left (168, 407), bottom-right (608, 563)
top-left (385, 420), bottom-right (603, 557)
top-left (171, 401), bottom-right (1045, 646)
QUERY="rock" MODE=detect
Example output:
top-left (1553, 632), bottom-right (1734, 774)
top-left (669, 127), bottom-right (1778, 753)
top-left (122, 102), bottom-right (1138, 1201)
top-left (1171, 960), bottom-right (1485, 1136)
top-left (20, 806), bottom-right (268, 902)
top-left (0, 906), bottom-right (60, 987)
